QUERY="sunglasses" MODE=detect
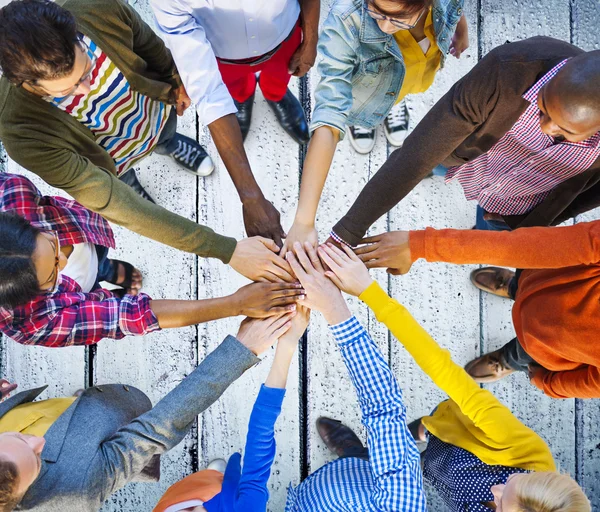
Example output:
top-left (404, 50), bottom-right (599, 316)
top-left (364, 2), bottom-right (427, 30)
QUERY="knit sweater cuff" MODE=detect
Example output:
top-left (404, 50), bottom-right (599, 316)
top-left (358, 280), bottom-right (388, 310)
top-left (409, 230), bottom-right (427, 262)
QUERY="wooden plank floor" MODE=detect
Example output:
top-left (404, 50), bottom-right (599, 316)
top-left (1, 0), bottom-right (599, 510)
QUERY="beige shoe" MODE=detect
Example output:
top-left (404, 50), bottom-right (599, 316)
top-left (465, 349), bottom-right (516, 383)
top-left (470, 267), bottom-right (515, 298)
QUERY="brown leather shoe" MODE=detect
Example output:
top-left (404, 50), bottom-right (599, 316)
top-left (470, 267), bottom-right (515, 298)
top-left (465, 349), bottom-right (516, 383)
top-left (316, 417), bottom-right (364, 458)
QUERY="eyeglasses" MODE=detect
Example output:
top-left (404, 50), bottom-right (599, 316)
top-left (27, 39), bottom-right (97, 103)
top-left (40, 231), bottom-right (61, 294)
top-left (364, 2), bottom-right (427, 30)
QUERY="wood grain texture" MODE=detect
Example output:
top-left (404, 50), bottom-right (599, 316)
top-left (0, 0), bottom-right (599, 509)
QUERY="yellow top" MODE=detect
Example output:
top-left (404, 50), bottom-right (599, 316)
top-left (0, 397), bottom-right (77, 437)
top-left (359, 281), bottom-right (556, 472)
top-left (394, 9), bottom-right (441, 103)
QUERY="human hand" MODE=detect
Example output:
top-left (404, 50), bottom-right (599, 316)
top-left (527, 364), bottom-right (545, 382)
top-left (285, 242), bottom-right (351, 324)
top-left (0, 379), bottom-right (17, 400)
top-left (318, 243), bottom-right (373, 297)
top-left (288, 39), bottom-right (317, 77)
top-left (236, 313), bottom-right (295, 356)
top-left (242, 196), bottom-right (286, 248)
top-left (280, 221), bottom-right (318, 256)
top-left (449, 15), bottom-right (469, 59)
top-left (232, 282), bottom-right (305, 318)
top-left (230, 237), bottom-right (295, 283)
top-left (173, 83), bottom-right (192, 116)
top-left (278, 304), bottom-right (310, 349)
top-left (354, 231), bottom-right (413, 275)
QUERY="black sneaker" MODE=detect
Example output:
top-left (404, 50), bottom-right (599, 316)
top-left (383, 100), bottom-right (409, 147)
top-left (119, 169), bottom-right (156, 203)
top-left (347, 125), bottom-right (376, 154)
top-left (165, 133), bottom-right (214, 176)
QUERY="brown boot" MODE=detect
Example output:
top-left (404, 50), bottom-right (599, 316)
top-left (470, 267), bottom-right (515, 298)
top-left (465, 349), bottom-right (516, 383)
top-left (316, 417), bottom-right (364, 458)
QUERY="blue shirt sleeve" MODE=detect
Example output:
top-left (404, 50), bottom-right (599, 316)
top-left (235, 384), bottom-right (286, 511)
top-left (329, 316), bottom-right (427, 511)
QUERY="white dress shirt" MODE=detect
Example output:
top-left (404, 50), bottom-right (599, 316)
top-left (151, 0), bottom-right (300, 125)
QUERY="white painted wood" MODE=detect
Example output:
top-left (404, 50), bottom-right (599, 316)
top-left (479, 0), bottom-right (571, 55)
top-left (0, 0), bottom-right (599, 510)
top-left (386, 4), bottom-right (479, 509)
top-left (479, 0), bottom-right (577, 488)
top-left (571, 4), bottom-right (600, 505)
top-left (196, 81), bottom-right (302, 512)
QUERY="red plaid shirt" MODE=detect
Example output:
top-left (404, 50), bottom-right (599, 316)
top-left (446, 59), bottom-right (600, 215)
top-left (0, 173), bottom-right (160, 347)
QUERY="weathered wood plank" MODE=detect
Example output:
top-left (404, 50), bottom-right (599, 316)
top-left (93, 2), bottom-right (198, 509)
top-left (571, 2), bottom-right (600, 505)
top-left (303, 0), bottom-right (389, 478)
top-left (387, 3), bottom-right (478, 509)
top-left (479, 0), bottom-right (577, 487)
top-left (479, 0), bottom-right (571, 55)
top-left (97, 111), bottom-right (198, 512)
top-left (196, 82), bottom-right (302, 512)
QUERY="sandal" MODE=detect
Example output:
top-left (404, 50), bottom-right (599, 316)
top-left (106, 259), bottom-right (143, 295)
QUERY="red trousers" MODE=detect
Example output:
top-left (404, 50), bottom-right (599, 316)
top-left (217, 23), bottom-right (302, 103)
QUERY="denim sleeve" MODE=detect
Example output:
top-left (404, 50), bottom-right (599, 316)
top-left (310, 11), bottom-right (358, 139)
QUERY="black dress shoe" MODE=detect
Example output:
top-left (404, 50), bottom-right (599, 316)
top-left (234, 91), bottom-right (255, 142)
top-left (265, 88), bottom-right (309, 145)
top-left (316, 417), bottom-right (364, 458)
top-left (119, 169), bottom-right (156, 204)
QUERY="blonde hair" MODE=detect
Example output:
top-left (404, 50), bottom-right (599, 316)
top-left (514, 472), bottom-right (591, 512)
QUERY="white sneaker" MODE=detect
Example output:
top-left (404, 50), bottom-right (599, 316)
top-left (383, 100), bottom-right (409, 147)
top-left (207, 458), bottom-right (227, 473)
top-left (347, 125), bottom-right (376, 154)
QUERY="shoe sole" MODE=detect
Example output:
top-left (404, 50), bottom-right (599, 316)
top-left (383, 126), bottom-right (408, 147)
top-left (347, 129), bottom-right (376, 154)
top-left (179, 156), bottom-right (215, 178)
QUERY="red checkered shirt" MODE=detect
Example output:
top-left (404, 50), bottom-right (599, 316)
top-left (445, 59), bottom-right (600, 216)
top-left (0, 173), bottom-right (160, 347)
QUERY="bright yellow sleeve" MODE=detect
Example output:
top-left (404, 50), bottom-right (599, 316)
top-left (359, 281), bottom-right (534, 447)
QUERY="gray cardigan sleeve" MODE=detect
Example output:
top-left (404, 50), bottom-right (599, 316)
top-left (98, 335), bottom-right (260, 494)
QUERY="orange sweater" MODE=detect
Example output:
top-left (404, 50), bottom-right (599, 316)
top-left (410, 221), bottom-right (600, 399)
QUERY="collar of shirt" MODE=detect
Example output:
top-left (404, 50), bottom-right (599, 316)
top-left (523, 58), bottom-right (600, 149)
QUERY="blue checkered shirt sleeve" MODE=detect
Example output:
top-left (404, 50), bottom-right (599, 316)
top-left (329, 316), bottom-right (427, 511)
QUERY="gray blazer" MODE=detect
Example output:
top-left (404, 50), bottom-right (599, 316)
top-left (9, 336), bottom-right (259, 511)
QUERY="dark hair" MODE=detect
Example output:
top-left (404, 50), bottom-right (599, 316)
top-left (0, 213), bottom-right (42, 309)
top-left (0, 0), bottom-right (78, 85)
top-left (370, 0), bottom-right (433, 17)
top-left (0, 458), bottom-right (20, 512)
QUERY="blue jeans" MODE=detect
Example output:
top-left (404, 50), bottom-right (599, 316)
top-left (93, 245), bottom-right (112, 290)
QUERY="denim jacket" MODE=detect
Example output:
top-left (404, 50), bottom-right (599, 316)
top-left (311, 0), bottom-right (465, 138)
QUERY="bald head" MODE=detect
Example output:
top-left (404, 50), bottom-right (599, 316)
top-left (538, 51), bottom-right (600, 142)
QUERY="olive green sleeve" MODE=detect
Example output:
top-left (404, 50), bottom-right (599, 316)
top-left (3, 138), bottom-right (237, 262)
top-left (115, 0), bottom-right (183, 90)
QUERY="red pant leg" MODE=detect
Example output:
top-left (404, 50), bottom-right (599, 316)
top-left (258, 23), bottom-right (303, 101)
top-left (217, 60), bottom-right (258, 103)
